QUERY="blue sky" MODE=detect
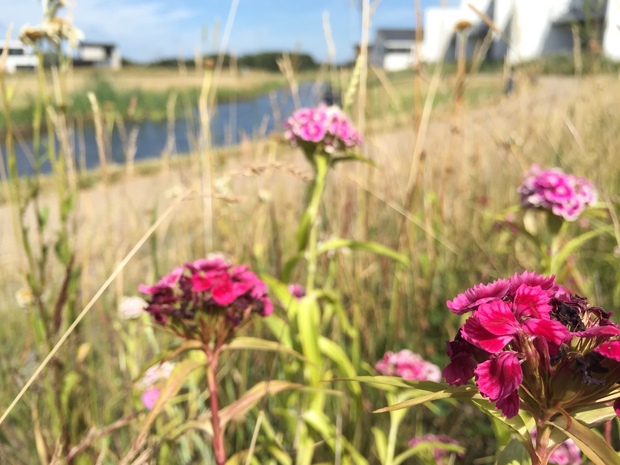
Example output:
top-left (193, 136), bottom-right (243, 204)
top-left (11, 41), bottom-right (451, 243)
top-left (1, 0), bottom-right (458, 63)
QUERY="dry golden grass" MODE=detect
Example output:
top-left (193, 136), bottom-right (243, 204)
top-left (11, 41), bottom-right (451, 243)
top-left (1, 73), bottom-right (617, 314)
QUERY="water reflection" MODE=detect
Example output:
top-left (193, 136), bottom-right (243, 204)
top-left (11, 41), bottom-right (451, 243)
top-left (8, 81), bottom-right (323, 176)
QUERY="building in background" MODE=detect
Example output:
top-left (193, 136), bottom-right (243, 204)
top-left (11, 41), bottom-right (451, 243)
top-left (0, 40), bottom-right (37, 73)
top-left (400, 0), bottom-right (618, 65)
top-left (74, 42), bottom-right (121, 70)
top-left (369, 29), bottom-right (420, 71)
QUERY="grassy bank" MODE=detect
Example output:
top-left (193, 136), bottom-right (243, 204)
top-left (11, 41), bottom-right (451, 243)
top-left (1, 67), bottom-right (310, 130)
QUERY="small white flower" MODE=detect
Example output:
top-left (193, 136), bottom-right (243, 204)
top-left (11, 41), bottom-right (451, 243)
top-left (118, 296), bottom-right (147, 320)
top-left (136, 361), bottom-right (175, 389)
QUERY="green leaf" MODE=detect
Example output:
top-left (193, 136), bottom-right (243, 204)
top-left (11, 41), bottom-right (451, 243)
top-left (61, 371), bottom-right (80, 416)
top-left (261, 314), bottom-right (294, 349)
top-left (317, 239), bottom-right (410, 267)
top-left (394, 441), bottom-right (466, 465)
top-left (572, 404), bottom-right (617, 427)
top-left (371, 427), bottom-right (387, 463)
top-left (219, 380), bottom-right (303, 427)
top-left (134, 359), bottom-right (203, 449)
top-left (549, 415), bottom-right (620, 465)
top-left (297, 295), bottom-right (322, 385)
top-left (282, 253), bottom-right (303, 283)
top-left (224, 337), bottom-right (306, 362)
top-left (331, 152), bottom-right (376, 166)
top-left (303, 410), bottom-right (369, 465)
top-left (318, 337), bottom-right (360, 395)
top-left (496, 438), bottom-right (532, 465)
top-left (373, 385), bottom-right (481, 413)
top-left (261, 274), bottom-right (300, 320)
top-left (551, 225), bottom-right (614, 274)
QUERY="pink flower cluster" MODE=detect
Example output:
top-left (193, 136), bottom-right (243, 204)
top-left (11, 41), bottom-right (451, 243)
top-left (408, 434), bottom-right (464, 464)
top-left (518, 165), bottom-right (597, 221)
top-left (531, 430), bottom-right (581, 465)
top-left (139, 257), bottom-right (273, 332)
top-left (444, 271), bottom-right (620, 419)
top-left (375, 349), bottom-right (441, 382)
top-left (284, 105), bottom-right (362, 154)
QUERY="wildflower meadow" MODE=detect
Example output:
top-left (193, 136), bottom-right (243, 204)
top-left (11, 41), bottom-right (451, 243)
top-left (1, 1), bottom-right (620, 465)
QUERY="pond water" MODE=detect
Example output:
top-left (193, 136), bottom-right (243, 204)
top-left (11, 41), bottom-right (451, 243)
top-left (7, 81), bottom-right (325, 176)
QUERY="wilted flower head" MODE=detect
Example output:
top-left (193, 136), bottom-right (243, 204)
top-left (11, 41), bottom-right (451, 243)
top-left (284, 105), bottom-right (362, 158)
top-left (444, 271), bottom-right (620, 420)
top-left (530, 429), bottom-right (581, 465)
top-left (408, 434), bottom-right (464, 464)
top-left (15, 287), bottom-right (35, 308)
top-left (287, 283), bottom-right (306, 300)
top-left (139, 257), bottom-right (272, 343)
top-left (375, 349), bottom-right (441, 382)
top-left (518, 165), bottom-right (597, 221)
top-left (118, 296), bottom-right (147, 320)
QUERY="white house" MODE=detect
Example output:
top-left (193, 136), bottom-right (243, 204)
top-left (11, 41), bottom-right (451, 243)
top-left (423, 0), bottom-right (618, 64)
top-left (0, 40), bottom-right (37, 73)
top-left (370, 29), bottom-right (419, 71)
top-left (74, 42), bottom-right (121, 70)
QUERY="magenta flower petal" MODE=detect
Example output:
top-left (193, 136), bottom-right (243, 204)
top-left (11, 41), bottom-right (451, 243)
top-left (494, 389), bottom-right (521, 418)
top-left (521, 318), bottom-right (571, 352)
top-left (508, 271), bottom-right (558, 296)
top-left (447, 278), bottom-right (510, 315)
top-left (475, 300), bottom-right (520, 336)
top-left (212, 278), bottom-right (236, 306)
top-left (443, 353), bottom-right (477, 385)
top-left (594, 340), bottom-right (620, 361)
top-left (513, 284), bottom-right (553, 319)
top-left (614, 398), bottom-right (620, 419)
top-left (572, 326), bottom-right (620, 337)
top-left (475, 352), bottom-right (523, 402)
top-left (462, 315), bottom-right (515, 353)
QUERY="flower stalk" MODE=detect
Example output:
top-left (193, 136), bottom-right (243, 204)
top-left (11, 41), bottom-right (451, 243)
top-left (205, 346), bottom-right (226, 465)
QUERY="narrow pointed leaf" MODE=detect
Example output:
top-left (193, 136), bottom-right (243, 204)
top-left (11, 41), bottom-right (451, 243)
top-left (318, 337), bottom-right (360, 395)
top-left (219, 380), bottom-right (303, 427)
top-left (549, 415), bottom-right (620, 465)
top-left (317, 239), bottom-right (410, 267)
top-left (374, 385), bottom-right (481, 413)
top-left (224, 337), bottom-right (306, 361)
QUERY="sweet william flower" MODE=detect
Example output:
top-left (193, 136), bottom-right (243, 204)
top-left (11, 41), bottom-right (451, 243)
top-left (139, 257), bottom-right (272, 343)
top-left (376, 350), bottom-right (441, 382)
top-left (518, 165), bottom-right (596, 221)
top-left (443, 271), bottom-right (620, 420)
top-left (284, 105), bottom-right (362, 161)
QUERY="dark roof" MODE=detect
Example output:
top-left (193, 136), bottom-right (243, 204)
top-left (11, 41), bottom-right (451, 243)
top-left (78, 42), bottom-right (117, 50)
top-left (376, 29), bottom-right (418, 42)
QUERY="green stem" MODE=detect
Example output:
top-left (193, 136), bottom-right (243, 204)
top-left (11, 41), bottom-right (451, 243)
top-left (533, 421), bottom-right (553, 465)
top-left (385, 414), bottom-right (400, 465)
top-left (303, 153), bottom-right (329, 292)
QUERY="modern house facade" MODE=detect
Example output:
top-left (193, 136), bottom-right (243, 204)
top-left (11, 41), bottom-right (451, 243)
top-left (417, 0), bottom-right (619, 65)
top-left (0, 40), bottom-right (37, 73)
top-left (369, 28), bottom-right (419, 71)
